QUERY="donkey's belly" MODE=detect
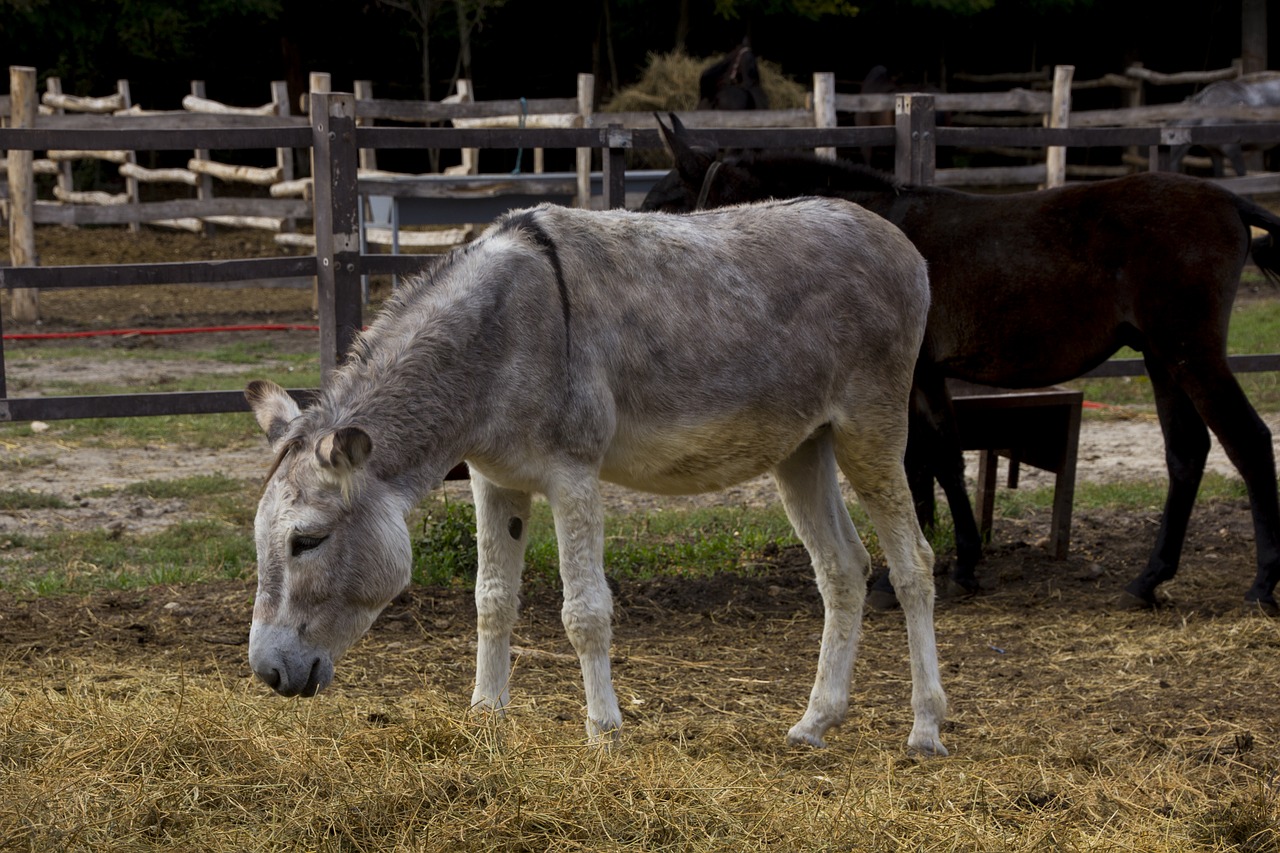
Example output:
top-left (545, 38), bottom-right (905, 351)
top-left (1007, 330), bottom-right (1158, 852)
top-left (600, 419), bottom-right (816, 496)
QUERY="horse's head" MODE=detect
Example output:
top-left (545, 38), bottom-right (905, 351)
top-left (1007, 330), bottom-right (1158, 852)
top-left (244, 379), bottom-right (413, 698)
top-left (640, 114), bottom-right (765, 213)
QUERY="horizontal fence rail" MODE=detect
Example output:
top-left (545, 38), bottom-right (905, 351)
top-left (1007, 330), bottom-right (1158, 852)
top-left (5, 89), bottom-right (1280, 425)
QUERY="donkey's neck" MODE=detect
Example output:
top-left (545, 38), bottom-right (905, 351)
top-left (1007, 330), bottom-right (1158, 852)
top-left (311, 267), bottom-right (511, 496)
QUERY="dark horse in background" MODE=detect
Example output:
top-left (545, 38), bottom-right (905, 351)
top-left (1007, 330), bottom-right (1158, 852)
top-left (698, 41), bottom-right (768, 111)
top-left (642, 115), bottom-right (1280, 612)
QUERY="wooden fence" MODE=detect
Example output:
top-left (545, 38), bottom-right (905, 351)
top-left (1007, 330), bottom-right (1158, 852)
top-left (5, 81), bottom-right (1280, 423)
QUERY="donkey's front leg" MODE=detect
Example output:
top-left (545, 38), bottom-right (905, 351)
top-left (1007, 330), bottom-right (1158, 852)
top-left (548, 474), bottom-right (621, 745)
top-left (470, 473), bottom-right (532, 714)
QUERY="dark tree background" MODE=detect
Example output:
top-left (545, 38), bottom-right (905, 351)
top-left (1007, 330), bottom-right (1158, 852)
top-left (0, 0), bottom-right (1273, 110)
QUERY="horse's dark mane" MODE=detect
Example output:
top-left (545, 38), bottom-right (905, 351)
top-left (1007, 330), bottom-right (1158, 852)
top-left (735, 151), bottom-right (903, 197)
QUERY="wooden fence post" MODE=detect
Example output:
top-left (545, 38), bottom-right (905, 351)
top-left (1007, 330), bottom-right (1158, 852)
top-left (8, 65), bottom-right (39, 323)
top-left (44, 77), bottom-right (76, 223)
top-left (576, 73), bottom-right (594, 208)
top-left (813, 72), bottom-right (836, 160)
top-left (308, 72), bottom-right (332, 312)
top-left (272, 80), bottom-right (296, 233)
top-left (190, 80), bottom-right (216, 237)
top-left (353, 80), bottom-right (377, 173)
top-left (116, 79), bottom-right (141, 233)
top-left (310, 91), bottom-right (362, 379)
top-left (895, 93), bottom-right (936, 186)
top-left (1043, 64), bottom-right (1073, 189)
top-left (602, 125), bottom-right (627, 209)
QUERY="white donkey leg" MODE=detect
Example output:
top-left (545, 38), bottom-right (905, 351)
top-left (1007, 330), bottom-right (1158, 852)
top-left (547, 473), bottom-right (621, 745)
top-left (773, 432), bottom-right (870, 748)
top-left (834, 416), bottom-right (949, 757)
top-left (470, 473), bottom-right (532, 714)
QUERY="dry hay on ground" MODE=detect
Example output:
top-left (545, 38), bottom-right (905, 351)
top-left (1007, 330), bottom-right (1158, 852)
top-left (0, 500), bottom-right (1278, 850)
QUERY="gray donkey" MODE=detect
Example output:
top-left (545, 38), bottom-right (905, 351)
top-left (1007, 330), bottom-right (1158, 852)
top-left (245, 197), bottom-right (948, 755)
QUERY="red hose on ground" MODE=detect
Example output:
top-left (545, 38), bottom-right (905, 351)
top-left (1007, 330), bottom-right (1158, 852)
top-left (3, 323), bottom-right (320, 341)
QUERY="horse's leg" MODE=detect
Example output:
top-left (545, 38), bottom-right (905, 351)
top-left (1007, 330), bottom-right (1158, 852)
top-left (915, 370), bottom-right (984, 595)
top-left (1120, 358), bottom-right (1210, 607)
top-left (546, 472), bottom-right (622, 744)
top-left (906, 407), bottom-right (938, 531)
top-left (832, 412), bottom-right (948, 756)
top-left (772, 431), bottom-right (870, 748)
top-left (470, 473), bottom-right (533, 713)
top-left (1133, 352), bottom-right (1280, 609)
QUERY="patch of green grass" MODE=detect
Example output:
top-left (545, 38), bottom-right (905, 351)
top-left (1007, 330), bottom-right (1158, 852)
top-left (0, 520), bottom-right (254, 596)
top-left (411, 497), bottom-right (805, 587)
top-left (110, 474), bottom-right (245, 501)
top-left (994, 471), bottom-right (1247, 519)
top-left (0, 411), bottom-right (262, 449)
top-left (0, 490), bottom-right (69, 511)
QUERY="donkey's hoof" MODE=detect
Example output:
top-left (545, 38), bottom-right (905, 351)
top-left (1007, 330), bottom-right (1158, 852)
top-left (907, 736), bottom-right (949, 758)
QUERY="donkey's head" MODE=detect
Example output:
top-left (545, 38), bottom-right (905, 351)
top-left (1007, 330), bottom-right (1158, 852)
top-left (244, 379), bottom-right (414, 697)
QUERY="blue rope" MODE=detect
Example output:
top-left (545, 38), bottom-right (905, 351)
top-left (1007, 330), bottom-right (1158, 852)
top-left (511, 96), bottom-right (527, 174)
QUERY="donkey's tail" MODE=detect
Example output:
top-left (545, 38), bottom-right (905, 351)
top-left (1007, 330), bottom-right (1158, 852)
top-left (1239, 196), bottom-right (1280, 287)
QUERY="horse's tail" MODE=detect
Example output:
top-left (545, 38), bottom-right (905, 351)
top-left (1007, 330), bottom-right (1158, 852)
top-left (1239, 197), bottom-right (1280, 287)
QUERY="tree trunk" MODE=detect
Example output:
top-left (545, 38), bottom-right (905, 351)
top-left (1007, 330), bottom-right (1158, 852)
top-left (674, 0), bottom-right (689, 53)
top-left (1242, 0), bottom-right (1267, 74)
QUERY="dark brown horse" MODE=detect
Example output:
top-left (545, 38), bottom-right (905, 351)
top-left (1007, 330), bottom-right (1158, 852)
top-left (642, 115), bottom-right (1280, 612)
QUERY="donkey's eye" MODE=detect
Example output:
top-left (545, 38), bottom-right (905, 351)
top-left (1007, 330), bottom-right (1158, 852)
top-left (291, 534), bottom-right (329, 558)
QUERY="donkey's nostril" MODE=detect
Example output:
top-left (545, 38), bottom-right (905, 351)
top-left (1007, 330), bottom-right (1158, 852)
top-left (302, 658), bottom-right (324, 697)
top-left (262, 668), bottom-right (282, 689)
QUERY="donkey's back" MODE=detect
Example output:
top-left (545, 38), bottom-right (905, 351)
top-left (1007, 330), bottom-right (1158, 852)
top-left (460, 198), bottom-right (931, 495)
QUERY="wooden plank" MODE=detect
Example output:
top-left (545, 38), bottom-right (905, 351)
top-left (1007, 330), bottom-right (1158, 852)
top-left (0, 256), bottom-right (318, 290)
top-left (31, 197), bottom-right (311, 225)
top-left (835, 89), bottom-right (1052, 115)
top-left (586, 108), bottom-right (815, 129)
top-left (0, 126), bottom-right (312, 151)
top-left (1084, 354), bottom-right (1280, 378)
top-left (32, 112), bottom-right (310, 130)
top-left (355, 97), bottom-right (578, 123)
top-left (357, 125), bottom-right (892, 152)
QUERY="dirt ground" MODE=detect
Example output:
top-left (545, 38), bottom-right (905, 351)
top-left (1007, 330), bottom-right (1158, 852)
top-left (1, 225), bottom-right (1279, 764)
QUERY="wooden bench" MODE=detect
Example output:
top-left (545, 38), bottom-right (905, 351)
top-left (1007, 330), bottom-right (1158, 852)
top-left (948, 379), bottom-right (1084, 559)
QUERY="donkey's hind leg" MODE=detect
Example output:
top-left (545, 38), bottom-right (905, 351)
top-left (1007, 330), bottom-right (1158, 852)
top-left (833, 414), bottom-right (948, 756)
top-left (470, 472), bottom-right (533, 714)
top-left (773, 431), bottom-right (871, 748)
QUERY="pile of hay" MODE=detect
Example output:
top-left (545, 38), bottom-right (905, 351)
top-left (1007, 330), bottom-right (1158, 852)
top-left (603, 51), bottom-right (810, 168)
top-left (603, 50), bottom-right (809, 115)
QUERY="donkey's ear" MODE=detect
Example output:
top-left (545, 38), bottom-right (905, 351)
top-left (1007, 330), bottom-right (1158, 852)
top-left (245, 379), bottom-right (301, 448)
top-left (315, 427), bottom-right (372, 477)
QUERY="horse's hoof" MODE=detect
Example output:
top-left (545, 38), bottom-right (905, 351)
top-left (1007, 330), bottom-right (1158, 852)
top-left (1243, 594), bottom-right (1279, 617)
top-left (1116, 590), bottom-right (1159, 611)
top-left (867, 588), bottom-right (900, 611)
top-left (944, 576), bottom-right (980, 599)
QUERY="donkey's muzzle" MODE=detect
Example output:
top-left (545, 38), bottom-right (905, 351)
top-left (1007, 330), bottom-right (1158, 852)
top-left (249, 622), bottom-right (335, 697)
